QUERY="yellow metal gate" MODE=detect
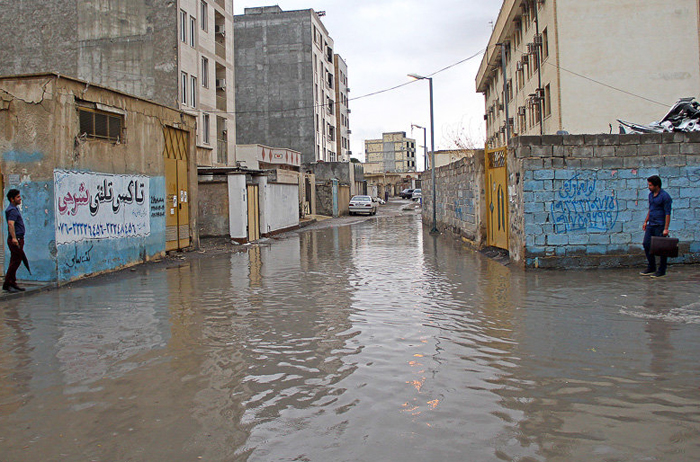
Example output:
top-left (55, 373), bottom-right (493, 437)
top-left (164, 126), bottom-right (190, 251)
top-left (247, 184), bottom-right (260, 242)
top-left (485, 146), bottom-right (509, 250)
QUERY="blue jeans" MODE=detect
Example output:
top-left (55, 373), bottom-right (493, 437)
top-left (643, 225), bottom-right (667, 274)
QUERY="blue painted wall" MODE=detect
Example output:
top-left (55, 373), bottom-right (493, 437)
top-left (523, 166), bottom-right (700, 266)
top-left (5, 176), bottom-right (167, 283)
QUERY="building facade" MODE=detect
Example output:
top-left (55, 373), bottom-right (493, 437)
top-left (0, 74), bottom-right (197, 283)
top-left (363, 132), bottom-right (417, 174)
top-left (476, 0), bottom-right (700, 147)
top-left (334, 55), bottom-right (352, 162)
top-left (234, 6), bottom-right (342, 164)
top-left (0, 0), bottom-right (236, 167)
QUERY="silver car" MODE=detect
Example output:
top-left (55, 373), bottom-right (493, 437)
top-left (348, 195), bottom-right (377, 215)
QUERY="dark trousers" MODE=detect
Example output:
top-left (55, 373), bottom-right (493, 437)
top-left (4, 237), bottom-right (24, 288)
top-left (643, 225), bottom-right (667, 274)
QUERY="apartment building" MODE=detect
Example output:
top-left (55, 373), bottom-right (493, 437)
top-left (334, 55), bottom-right (352, 162)
top-left (476, 0), bottom-right (700, 147)
top-left (234, 6), bottom-right (342, 164)
top-left (0, 0), bottom-right (236, 167)
top-left (363, 132), bottom-right (417, 174)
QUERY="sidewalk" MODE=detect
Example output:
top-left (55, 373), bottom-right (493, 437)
top-left (0, 280), bottom-right (56, 301)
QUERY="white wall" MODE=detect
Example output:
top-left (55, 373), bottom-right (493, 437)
top-left (557, 0), bottom-right (700, 133)
top-left (227, 173), bottom-right (247, 239)
top-left (261, 181), bottom-right (300, 235)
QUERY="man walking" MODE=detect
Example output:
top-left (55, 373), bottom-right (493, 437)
top-left (641, 175), bottom-right (672, 278)
top-left (4, 189), bottom-right (26, 292)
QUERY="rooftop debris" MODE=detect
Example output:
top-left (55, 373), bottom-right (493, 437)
top-left (618, 97), bottom-right (700, 134)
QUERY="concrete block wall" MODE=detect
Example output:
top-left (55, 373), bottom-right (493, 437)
top-left (509, 133), bottom-right (700, 268)
top-left (421, 153), bottom-right (487, 247)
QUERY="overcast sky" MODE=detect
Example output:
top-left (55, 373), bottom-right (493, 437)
top-left (233, 1), bottom-right (502, 168)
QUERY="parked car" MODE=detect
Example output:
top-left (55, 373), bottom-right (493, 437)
top-left (349, 195), bottom-right (377, 215)
top-left (399, 189), bottom-right (414, 199)
top-left (411, 189), bottom-right (422, 201)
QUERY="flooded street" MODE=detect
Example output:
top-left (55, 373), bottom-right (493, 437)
top-left (2, 213), bottom-right (700, 461)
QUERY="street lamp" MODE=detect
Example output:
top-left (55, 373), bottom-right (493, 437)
top-left (410, 123), bottom-right (427, 172)
top-left (408, 73), bottom-right (438, 234)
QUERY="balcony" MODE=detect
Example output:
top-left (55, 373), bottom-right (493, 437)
top-left (215, 41), bottom-right (226, 59)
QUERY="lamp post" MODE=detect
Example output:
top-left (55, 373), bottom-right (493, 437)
top-left (408, 73), bottom-right (438, 234)
top-left (410, 123), bottom-right (427, 172)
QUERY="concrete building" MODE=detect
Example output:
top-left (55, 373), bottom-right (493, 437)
top-left (234, 6), bottom-right (342, 164)
top-left (363, 132), bottom-right (417, 174)
top-left (334, 54), bottom-right (352, 162)
top-left (0, 74), bottom-right (197, 283)
top-left (476, 0), bottom-right (700, 147)
top-left (0, 0), bottom-right (236, 168)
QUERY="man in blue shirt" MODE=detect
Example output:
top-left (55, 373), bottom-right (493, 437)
top-left (641, 175), bottom-right (672, 278)
top-left (4, 189), bottom-right (26, 292)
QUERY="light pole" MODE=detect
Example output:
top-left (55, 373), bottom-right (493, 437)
top-left (410, 123), bottom-right (427, 172)
top-left (408, 73), bottom-right (438, 234)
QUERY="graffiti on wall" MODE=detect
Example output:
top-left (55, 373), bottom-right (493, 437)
top-left (551, 174), bottom-right (618, 233)
top-left (54, 170), bottom-right (150, 244)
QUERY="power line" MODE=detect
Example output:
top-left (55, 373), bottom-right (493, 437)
top-left (205, 48), bottom-right (488, 116)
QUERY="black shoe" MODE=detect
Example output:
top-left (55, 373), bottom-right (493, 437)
top-left (4, 286), bottom-right (21, 293)
top-left (650, 272), bottom-right (666, 278)
top-left (639, 268), bottom-right (656, 276)
top-left (11, 284), bottom-right (25, 292)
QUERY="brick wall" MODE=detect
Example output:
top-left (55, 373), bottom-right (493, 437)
top-left (421, 152), bottom-right (486, 247)
top-left (508, 133), bottom-right (700, 268)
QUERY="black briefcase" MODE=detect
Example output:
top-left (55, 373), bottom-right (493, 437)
top-left (650, 236), bottom-right (679, 258)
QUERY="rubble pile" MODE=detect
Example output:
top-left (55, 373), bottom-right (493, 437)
top-left (618, 97), bottom-right (700, 134)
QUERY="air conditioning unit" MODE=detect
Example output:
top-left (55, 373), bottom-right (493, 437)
top-left (536, 87), bottom-right (545, 99)
top-left (534, 34), bottom-right (543, 45)
top-left (521, 54), bottom-right (529, 64)
top-left (516, 61), bottom-right (523, 71)
top-left (215, 78), bottom-right (226, 90)
top-left (518, 106), bottom-right (526, 116)
top-left (214, 25), bottom-right (225, 35)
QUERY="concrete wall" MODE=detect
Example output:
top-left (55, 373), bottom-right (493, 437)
top-left (508, 133), bottom-right (700, 268)
top-left (198, 177), bottom-right (229, 237)
top-left (315, 180), bottom-right (349, 217)
top-left (0, 0), bottom-right (179, 109)
top-left (260, 181), bottom-right (299, 235)
top-left (0, 74), bottom-right (197, 283)
top-left (421, 153), bottom-right (487, 247)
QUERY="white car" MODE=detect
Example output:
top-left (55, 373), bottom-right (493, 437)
top-left (349, 195), bottom-right (377, 215)
top-left (411, 189), bottom-right (422, 201)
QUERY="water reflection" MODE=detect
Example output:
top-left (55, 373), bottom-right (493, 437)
top-left (0, 214), bottom-right (699, 461)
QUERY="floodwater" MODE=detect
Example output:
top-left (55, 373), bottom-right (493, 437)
top-left (1, 214), bottom-right (700, 462)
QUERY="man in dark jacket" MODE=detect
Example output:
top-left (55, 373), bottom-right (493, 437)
top-left (641, 175), bottom-right (672, 278)
top-left (4, 189), bottom-right (26, 292)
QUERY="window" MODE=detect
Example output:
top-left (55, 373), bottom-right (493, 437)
top-left (78, 107), bottom-right (123, 142)
top-left (201, 1), bottom-right (208, 31)
top-left (181, 71), bottom-right (188, 105)
top-left (190, 16), bottom-right (196, 47)
top-left (544, 84), bottom-right (551, 117)
top-left (201, 57), bottom-right (209, 87)
top-left (203, 113), bottom-right (210, 144)
top-left (542, 28), bottom-right (549, 60)
top-left (191, 76), bottom-right (197, 107)
top-left (180, 10), bottom-right (187, 43)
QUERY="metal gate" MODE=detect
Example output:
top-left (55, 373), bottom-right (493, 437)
top-left (247, 184), bottom-right (260, 242)
top-left (164, 126), bottom-right (190, 251)
top-left (485, 146), bottom-right (509, 250)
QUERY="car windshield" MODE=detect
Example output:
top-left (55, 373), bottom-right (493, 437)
top-left (351, 196), bottom-right (371, 202)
